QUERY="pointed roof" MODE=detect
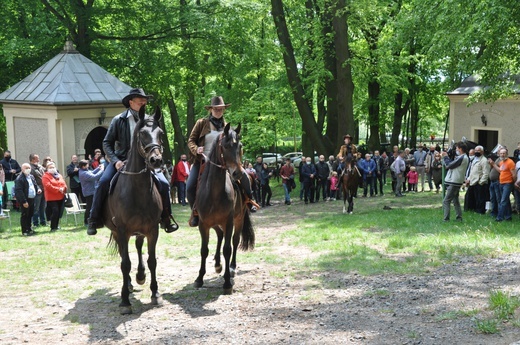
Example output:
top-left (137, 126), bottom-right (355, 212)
top-left (0, 41), bottom-right (132, 105)
top-left (447, 74), bottom-right (520, 95)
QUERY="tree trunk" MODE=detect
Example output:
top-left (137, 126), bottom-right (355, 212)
top-left (167, 95), bottom-right (188, 159)
top-left (270, 0), bottom-right (327, 156)
top-left (322, 0), bottom-right (338, 154)
top-left (367, 79), bottom-right (381, 151)
top-left (332, 0), bottom-right (355, 145)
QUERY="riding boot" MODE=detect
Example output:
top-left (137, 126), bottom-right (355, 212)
top-left (239, 173), bottom-right (259, 212)
top-left (86, 179), bottom-right (109, 235)
top-left (188, 208), bottom-right (199, 227)
top-left (160, 188), bottom-right (178, 233)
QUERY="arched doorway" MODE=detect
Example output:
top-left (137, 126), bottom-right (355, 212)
top-left (84, 126), bottom-right (108, 160)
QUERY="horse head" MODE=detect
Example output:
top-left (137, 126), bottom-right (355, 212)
top-left (135, 105), bottom-right (164, 170)
top-left (220, 123), bottom-right (243, 180)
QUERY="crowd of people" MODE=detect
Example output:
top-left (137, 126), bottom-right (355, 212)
top-left (3, 88), bottom-right (519, 237)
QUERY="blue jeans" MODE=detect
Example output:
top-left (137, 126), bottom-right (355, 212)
top-left (489, 180), bottom-right (501, 218)
top-left (32, 192), bottom-right (47, 225)
top-left (497, 182), bottom-right (513, 221)
top-left (283, 183), bottom-right (291, 202)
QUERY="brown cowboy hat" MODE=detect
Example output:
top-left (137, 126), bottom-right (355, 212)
top-left (343, 134), bottom-right (352, 140)
top-left (204, 96), bottom-right (231, 110)
top-left (122, 88), bottom-right (152, 108)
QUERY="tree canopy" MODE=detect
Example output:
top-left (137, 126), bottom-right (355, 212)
top-left (1, 0), bottom-right (518, 158)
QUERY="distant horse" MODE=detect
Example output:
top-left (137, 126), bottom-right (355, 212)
top-left (194, 123), bottom-right (255, 294)
top-left (104, 106), bottom-right (165, 315)
top-left (341, 164), bottom-right (361, 214)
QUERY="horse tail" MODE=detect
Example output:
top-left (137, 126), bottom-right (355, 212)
top-left (239, 209), bottom-right (255, 251)
top-left (106, 233), bottom-right (119, 256)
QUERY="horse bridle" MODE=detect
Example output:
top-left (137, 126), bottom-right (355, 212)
top-left (121, 125), bottom-right (163, 175)
top-left (202, 132), bottom-right (233, 170)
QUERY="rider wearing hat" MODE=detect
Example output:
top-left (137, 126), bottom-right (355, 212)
top-left (86, 88), bottom-right (178, 235)
top-left (186, 96), bottom-right (255, 227)
top-left (337, 134), bottom-right (358, 165)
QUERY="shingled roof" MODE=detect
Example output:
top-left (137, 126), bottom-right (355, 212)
top-left (447, 74), bottom-right (520, 95)
top-left (0, 41), bottom-right (131, 105)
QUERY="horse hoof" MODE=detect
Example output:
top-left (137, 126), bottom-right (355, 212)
top-left (194, 280), bottom-right (203, 288)
top-left (136, 277), bottom-right (146, 285)
top-left (223, 287), bottom-right (233, 295)
top-left (120, 306), bottom-right (133, 315)
top-left (215, 264), bottom-right (222, 274)
top-left (151, 293), bottom-right (162, 305)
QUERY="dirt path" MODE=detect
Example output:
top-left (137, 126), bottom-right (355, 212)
top-left (2, 198), bottom-right (520, 345)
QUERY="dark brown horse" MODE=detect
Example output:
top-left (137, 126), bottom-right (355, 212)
top-left (341, 164), bottom-right (361, 214)
top-left (194, 123), bottom-right (255, 294)
top-left (104, 106), bottom-right (165, 314)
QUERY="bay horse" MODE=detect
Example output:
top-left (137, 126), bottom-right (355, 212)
top-left (341, 163), bottom-right (361, 214)
top-left (194, 123), bottom-right (255, 294)
top-left (104, 105), bottom-right (165, 314)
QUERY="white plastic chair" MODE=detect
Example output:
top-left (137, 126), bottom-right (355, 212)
top-left (0, 209), bottom-right (11, 231)
top-left (65, 193), bottom-right (86, 226)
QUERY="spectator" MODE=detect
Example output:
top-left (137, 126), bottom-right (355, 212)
top-left (301, 157), bottom-right (316, 204)
top-left (373, 150), bottom-right (384, 196)
top-left (42, 161), bottom-right (68, 231)
top-left (280, 158), bottom-right (295, 205)
top-left (42, 156), bottom-right (53, 170)
top-left (488, 153), bottom-right (502, 218)
top-left (260, 163), bottom-right (273, 207)
top-left (442, 142), bottom-right (469, 222)
top-left (29, 154), bottom-right (47, 227)
top-left (392, 150), bottom-right (406, 197)
top-left (513, 142), bottom-right (520, 163)
top-left (253, 156), bottom-right (263, 203)
top-left (403, 148), bottom-right (414, 193)
top-left (90, 149), bottom-right (102, 169)
top-left (15, 163), bottom-right (42, 236)
top-left (315, 155), bottom-right (330, 202)
top-left (67, 155), bottom-right (83, 202)
top-left (329, 171), bottom-right (339, 201)
top-left (388, 146), bottom-right (399, 192)
top-left (381, 151), bottom-right (389, 185)
top-left (464, 145), bottom-right (490, 214)
top-left (431, 152), bottom-right (443, 193)
top-left (413, 145), bottom-right (427, 191)
top-left (515, 158), bottom-right (520, 214)
top-left (1, 150), bottom-right (21, 209)
top-left (358, 153), bottom-right (376, 197)
top-left (173, 154), bottom-right (191, 206)
top-left (489, 148), bottom-right (515, 222)
top-left (299, 157), bottom-right (306, 201)
top-left (78, 159), bottom-right (104, 226)
top-left (407, 166), bottom-right (418, 192)
top-left (425, 145), bottom-right (438, 191)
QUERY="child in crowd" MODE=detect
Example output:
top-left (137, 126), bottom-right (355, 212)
top-left (407, 166), bottom-right (418, 192)
top-left (329, 171), bottom-right (339, 201)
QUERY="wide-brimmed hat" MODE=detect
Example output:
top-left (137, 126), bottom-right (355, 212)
top-left (343, 134), bottom-right (352, 140)
top-left (204, 96), bottom-right (231, 110)
top-left (122, 88), bottom-right (152, 108)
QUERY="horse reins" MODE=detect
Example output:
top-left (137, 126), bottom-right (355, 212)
top-left (121, 130), bottom-right (163, 175)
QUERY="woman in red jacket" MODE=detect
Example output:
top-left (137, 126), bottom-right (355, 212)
top-left (42, 161), bottom-right (67, 231)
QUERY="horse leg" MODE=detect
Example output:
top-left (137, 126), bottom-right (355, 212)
top-left (195, 225), bottom-right (210, 288)
top-left (230, 216), bottom-right (242, 278)
top-left (118, 234), bottom-right (133, 315)
top-left (222, 215), bottom-right (234, 295)
top-left (135, 236), bottom-right (146, 285)
top-left (147, 229), bottom-right (161, 305)
top-left (348, 191), bottom-right (354, 214)
top-left (214, 227), bottom-right (223, 274)
top-left (342, 187), bottom-right (347, 214)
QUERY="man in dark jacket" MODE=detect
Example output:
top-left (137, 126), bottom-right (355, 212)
top-left (301, 157), bottom-right (317, 204)
top-left (1, 150), bottom-right (21, 209)
top-left (314, 155), bottom-right (330, 202)
top-left (87, 88), bottom-right (178, 235)
top-left (15, 163), bottom-right (42, 236)
top-left (66, 154), bottom-right (83, 202)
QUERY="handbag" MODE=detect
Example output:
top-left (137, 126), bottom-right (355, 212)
top-left (64, 194), bottom-right (73, 208)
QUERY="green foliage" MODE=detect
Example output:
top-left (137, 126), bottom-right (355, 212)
top-left (489, 290), bottom-right (520, 320)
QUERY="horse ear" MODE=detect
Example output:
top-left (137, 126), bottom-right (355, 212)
top-left (138, 105), bottom-right (146, 121)
top-left (235, 123), bottom-right (241, 135)
top-left (154, 106), bottom-right (162, 122)
top-left (224, 122), bottom-right (231, 136)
